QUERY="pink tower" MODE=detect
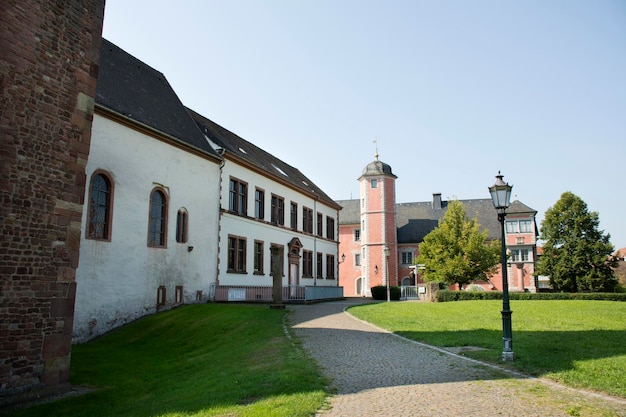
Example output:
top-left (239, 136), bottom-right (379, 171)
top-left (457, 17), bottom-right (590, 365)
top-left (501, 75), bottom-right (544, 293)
top-left (358, 152), bottom-right (398, 297)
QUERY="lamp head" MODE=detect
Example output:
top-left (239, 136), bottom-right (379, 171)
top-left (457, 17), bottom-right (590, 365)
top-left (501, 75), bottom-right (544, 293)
top-left (489, 171), bottom-right (513, 210)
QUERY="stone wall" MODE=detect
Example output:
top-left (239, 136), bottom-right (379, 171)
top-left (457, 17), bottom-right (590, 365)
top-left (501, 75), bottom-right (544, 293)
top-left (0, 0), bottom-right (104, 401)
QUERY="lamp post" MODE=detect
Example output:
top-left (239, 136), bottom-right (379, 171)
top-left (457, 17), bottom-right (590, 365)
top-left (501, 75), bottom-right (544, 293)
top-left (384, 245), bottom-right (390, 302)
top-left (489, 171), bottom-right (515, 362)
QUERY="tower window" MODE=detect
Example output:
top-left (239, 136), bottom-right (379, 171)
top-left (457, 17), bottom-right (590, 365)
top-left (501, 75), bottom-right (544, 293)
top-left (370, 179), bottom-right (378, 188)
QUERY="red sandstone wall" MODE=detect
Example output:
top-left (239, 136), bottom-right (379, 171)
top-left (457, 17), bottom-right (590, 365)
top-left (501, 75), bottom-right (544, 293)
top-left (0, 0), bottom-right (104, 400)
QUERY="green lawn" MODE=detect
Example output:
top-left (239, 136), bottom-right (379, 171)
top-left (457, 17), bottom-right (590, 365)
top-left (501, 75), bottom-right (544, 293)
top-left (9, 304), bottom-right (328, 417)
top-left (348, 300), bottom-right (626, 398)
top-left (9, 300), bottom-right (625, 416)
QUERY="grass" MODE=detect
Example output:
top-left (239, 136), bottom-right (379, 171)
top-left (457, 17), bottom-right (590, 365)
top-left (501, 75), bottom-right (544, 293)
top-left (348, 300), bottom-right (626, 398)
top-left (8, 304), bottom-right (328, 417)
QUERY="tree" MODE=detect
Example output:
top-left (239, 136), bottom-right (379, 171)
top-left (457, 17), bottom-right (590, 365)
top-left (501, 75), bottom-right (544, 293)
top-left (416, 200), bottom-right (500, 290)
top-left (536, 192), bottom-right (618, 292)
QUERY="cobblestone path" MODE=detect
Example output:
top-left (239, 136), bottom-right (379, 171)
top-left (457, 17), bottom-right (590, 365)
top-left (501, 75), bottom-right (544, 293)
top-left (288, 299), bottom-right (626, 417)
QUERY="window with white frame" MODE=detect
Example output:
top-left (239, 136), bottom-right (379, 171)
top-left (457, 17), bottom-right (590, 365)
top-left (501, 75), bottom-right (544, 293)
top-left (506, 219), bottom-right (533, 233)
top-left (401, 251), bottom-right (413, 264)
top-left (505, 220), bottom-right (517, 233)
top-left (510, 249), bottom-right (531, 263)
top-left (519, 220), bottom-right (532, 233)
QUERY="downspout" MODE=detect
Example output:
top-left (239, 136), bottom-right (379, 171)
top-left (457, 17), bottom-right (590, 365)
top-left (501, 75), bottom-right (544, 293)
top-left (215, 150), bottom-right (225, 287)
top-left (336, 208), bottom-right (340, 287)
top-left (313, 193), bottom-right (319, 286)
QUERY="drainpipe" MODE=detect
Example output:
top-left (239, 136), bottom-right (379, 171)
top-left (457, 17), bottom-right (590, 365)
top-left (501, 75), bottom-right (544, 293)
top-left (215, 153), bottom-right (225, 286)
top-left (313, 194), bottom-right (319, 286)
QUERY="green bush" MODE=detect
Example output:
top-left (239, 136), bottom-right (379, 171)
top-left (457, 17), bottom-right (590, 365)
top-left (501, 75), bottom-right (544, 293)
top-left (435, 290), bottom-right (626, 302)
top-left (370, 285), bottom-right (401, 300)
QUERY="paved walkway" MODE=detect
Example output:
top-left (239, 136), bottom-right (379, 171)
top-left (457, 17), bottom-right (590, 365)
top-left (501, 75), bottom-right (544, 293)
top-left (288, 298), bottom-right (626, 417)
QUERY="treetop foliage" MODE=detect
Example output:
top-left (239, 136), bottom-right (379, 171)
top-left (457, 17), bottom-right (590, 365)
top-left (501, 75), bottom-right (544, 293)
top-left (416, 200), bottom-right (499, 289)
top-left (536, 191), bottom-right (618, 292)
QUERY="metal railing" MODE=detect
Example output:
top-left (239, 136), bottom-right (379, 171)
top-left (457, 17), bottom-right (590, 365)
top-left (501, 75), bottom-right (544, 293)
top-left (400, 286), bottom-right (424, 300)
top-left (210, 284), bottom-right (342, 302)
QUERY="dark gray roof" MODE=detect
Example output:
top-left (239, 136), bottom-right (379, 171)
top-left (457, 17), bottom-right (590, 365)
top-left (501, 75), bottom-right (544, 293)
top-left (96, 39), bottom-right (220, 159)
top-left (360, 159), bottom-right (396, 178)
top-left (336, 197), bottom-right (537, 243)
top-left (187, 108), bottom-right (340, 210)
top-left (507, 200), bottom-right (537, 215)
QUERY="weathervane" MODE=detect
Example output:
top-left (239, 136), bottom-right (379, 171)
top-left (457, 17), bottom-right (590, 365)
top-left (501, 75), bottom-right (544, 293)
top-left (373, 138), bottom-right (379, 161)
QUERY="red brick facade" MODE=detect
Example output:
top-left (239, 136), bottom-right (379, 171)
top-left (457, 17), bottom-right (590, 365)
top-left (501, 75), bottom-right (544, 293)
top-left (0, 1), bottom-right (104, 401)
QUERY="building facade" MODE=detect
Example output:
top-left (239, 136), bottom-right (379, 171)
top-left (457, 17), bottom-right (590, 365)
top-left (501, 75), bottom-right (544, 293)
top-left (338, 157), bottom-right (538, 297)
top-left (71, 39), bottom-right (342, 342)
top-left (189, 110), bottom-right (342, 301)
top-left (72, 40), bottom-right (223, 342)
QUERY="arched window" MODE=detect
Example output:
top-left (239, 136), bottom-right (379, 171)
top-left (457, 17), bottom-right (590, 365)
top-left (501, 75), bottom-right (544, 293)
top-left (87, 172), bottom-right (113, 240)
top-left (176, 208), bottom-right (188, 243)
top-left (148, 189), bottom-right (167, 247)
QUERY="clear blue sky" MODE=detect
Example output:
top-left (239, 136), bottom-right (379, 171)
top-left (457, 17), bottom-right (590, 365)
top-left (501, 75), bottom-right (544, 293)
top-left (102, 0), bottom-right (626, 249)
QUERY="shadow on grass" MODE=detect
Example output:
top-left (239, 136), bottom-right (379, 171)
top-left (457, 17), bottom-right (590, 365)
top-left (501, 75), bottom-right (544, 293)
top-left (289, 301), bottom-right (517, 394)
top-left (289, 299), bottom-right (626, 398)
top-left (395, 328), bottom-right (626, 377)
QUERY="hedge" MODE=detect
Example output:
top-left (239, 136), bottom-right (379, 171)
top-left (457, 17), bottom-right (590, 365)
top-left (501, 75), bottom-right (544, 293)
top-left (435, 290), bottom-right (626, 302)
top-left (371, 285), bottom-right (402, 301)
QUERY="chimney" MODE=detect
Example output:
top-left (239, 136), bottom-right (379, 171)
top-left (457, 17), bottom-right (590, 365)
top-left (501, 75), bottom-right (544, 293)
top-left (432, 193), bottom-right (442, 210)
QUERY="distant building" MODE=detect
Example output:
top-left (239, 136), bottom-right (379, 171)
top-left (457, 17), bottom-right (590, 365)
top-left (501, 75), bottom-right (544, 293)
top-left (337, 156), bottom-right (538, 297)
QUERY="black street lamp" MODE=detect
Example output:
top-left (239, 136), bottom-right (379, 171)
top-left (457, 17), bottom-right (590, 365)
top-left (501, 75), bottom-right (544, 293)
top-left (489, 171), bottom-right (515, 362)
top-left (384, 245), bottom-right (390, 302)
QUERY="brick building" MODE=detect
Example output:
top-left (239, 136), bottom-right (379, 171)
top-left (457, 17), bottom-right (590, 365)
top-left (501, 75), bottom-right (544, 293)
top-left (1, 0), bottom-right (105, 401)
top-left (337, 156), bottom-right (538, 297)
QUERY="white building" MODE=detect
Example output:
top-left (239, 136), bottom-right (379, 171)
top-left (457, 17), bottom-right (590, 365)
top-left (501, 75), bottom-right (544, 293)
top-left (73, 40), bottom-right (222, 342)
top-left (73, 39), bottom-right (342, 342)
top-left (189, 110), bottom-right (343, 302)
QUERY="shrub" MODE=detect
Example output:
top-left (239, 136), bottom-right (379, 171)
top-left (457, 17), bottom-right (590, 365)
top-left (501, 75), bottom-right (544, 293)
top-left (370, 285), bottom-right (401, 300)
top-left (435, 290), bottom-right (626, 302)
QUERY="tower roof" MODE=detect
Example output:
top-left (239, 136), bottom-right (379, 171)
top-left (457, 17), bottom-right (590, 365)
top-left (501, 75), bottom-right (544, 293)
top-left (360, 158), bottom-right (396, 178)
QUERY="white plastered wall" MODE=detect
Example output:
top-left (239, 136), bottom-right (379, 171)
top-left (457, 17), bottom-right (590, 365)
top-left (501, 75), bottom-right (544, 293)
top-left (73, 114), bottom-right (221, 342)
top-left (218, 160), bottom-right (339, 287)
